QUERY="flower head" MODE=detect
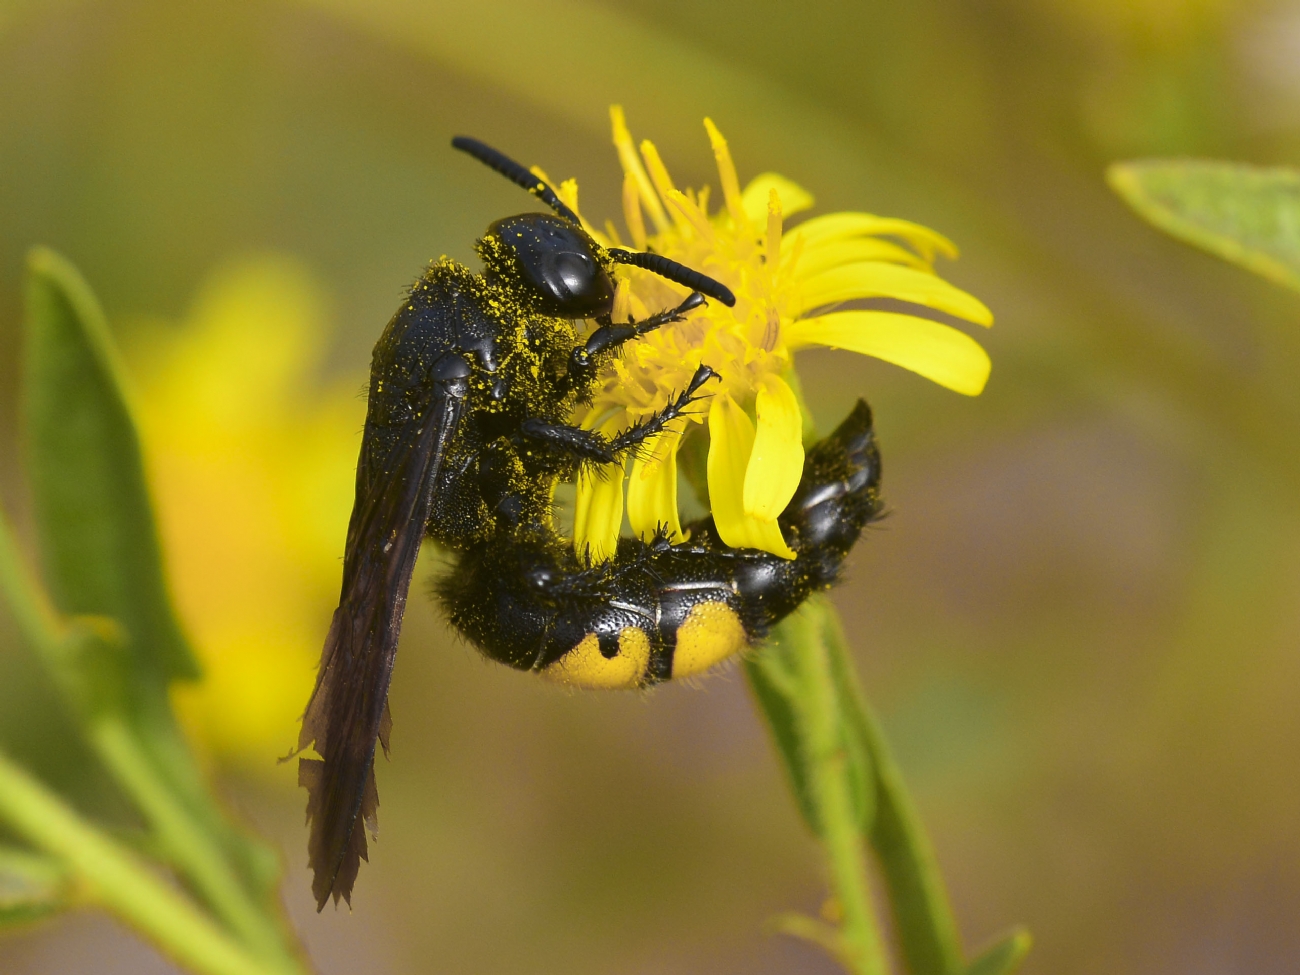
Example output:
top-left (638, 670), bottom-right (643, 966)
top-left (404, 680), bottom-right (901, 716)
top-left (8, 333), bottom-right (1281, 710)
top-left (562, 109), bottom-right (992, 562)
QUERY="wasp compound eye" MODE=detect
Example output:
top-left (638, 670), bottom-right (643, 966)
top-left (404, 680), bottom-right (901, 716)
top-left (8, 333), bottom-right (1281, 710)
top-left (553, 252), bottom-right (595, 294)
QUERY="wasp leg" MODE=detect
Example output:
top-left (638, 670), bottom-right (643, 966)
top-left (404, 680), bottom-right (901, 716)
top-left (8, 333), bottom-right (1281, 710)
top-left (521, 364), bottom-right (717, 464)
top-left (565, 293), bottom-right (706, 390)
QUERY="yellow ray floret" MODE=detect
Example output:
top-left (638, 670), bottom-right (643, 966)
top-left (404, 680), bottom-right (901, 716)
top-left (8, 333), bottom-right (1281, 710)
top-left (626, 428), bottom-right (685, 542)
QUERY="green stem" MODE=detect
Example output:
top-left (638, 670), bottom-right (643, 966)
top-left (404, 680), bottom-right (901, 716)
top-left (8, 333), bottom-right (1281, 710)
top-left (88, 718), bottom-right (296, 967)
top-left (0, 748), bottom-right (281, 975)
top-left (0, 513), bottom-right (297, 971)
top-left (822, 610), bottom-right (964, 975)
top-left (753, 595), bottom-right (1029, 975)
top-left (789, 601), bottom-right (890, 975)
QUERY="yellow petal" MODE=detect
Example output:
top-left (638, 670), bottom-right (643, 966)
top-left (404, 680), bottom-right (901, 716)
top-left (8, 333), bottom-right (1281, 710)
top-left (797, 261), bottom-right (993, 326)
top-left (703, 118), bottom-right (750, 233)
top-left (744, 375), bottom-right (805, 520)
top-left (664, 188), bottom-right (716, 242)
top-left (783, 212), bottom-right (958, 261)
top-left (696, 184), bottom-right (712, 217)
top-left (627, 430), bottom-right (684, 541)
top-left (797, 236), bottom-right (932, 276)
top-left (786, 311), bottom-right (991, 396)
top-left (741, 173), bottom-right (814, 227)
top-left (640, 140), bottom-right (691, 237)
top-left (557, 178), bottom-right (580, 217)
top-left (765, 188), bottom-right (782, 272)
top-left (707, 393), bottom-right (796, 559)
top-left (621, 171), bottom-right (647, 251)
top-left (611, 276), bottom-right (632, 325)
top-left (574, 462), bottom-right (625, 563)
top-left (610, 105), bottom-right (670, 233)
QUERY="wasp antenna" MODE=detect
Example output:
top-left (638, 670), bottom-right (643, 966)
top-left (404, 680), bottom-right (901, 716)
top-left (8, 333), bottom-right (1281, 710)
top-left (607, 249), bottom-right (736, 307)
top-left (452, 136), bottom-right (582, 226)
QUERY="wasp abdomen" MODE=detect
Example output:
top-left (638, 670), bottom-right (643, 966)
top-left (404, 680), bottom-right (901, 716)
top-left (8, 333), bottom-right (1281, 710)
top-left (438, 400), bottom-right (881, 689)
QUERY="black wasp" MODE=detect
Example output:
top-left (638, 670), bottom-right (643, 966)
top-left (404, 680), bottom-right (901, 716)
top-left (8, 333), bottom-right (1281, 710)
top-left (297, 136), bottom-right (883, 908)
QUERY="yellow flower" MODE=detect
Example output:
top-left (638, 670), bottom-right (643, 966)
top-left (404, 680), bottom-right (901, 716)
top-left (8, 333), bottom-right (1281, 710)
top-left (127, 256), bottom-right (363, 771)
top-left (569, 108), bottom-right (992, 562)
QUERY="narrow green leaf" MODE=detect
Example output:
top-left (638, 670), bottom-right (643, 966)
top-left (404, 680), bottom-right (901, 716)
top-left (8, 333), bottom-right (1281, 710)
top-left (964, 929), bottom-right (1032, 975)
top-left (0, 509), bottom-right (67, 660)
top-left (21, 246), bottom-right (198, 681)
top-left (1108, 160), bottom-right (1300, 293)
top-left (0, 749), bottom-right (293, 975)
top-left (0, 847), bottom-right (71, 926)
top-left (2, 511), bottom-right (284, 936)
top-left (822, 610), bottom-right (966, 975)
top-left (17, 250), bottom-right (281, 911)
top-left (769, 912), bottom-right (857, 972)
top-left (0, 506), bottom-right (133, 723)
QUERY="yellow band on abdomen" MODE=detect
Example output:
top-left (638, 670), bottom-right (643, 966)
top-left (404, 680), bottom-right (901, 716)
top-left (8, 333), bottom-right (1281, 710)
top-left (671, 602), bottom-right (748, 679)
top-left (541, 627), bottom-right (651, 688)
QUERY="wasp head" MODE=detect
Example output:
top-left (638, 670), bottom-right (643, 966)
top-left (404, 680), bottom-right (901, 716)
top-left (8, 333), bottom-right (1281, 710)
top-left (478, 213), bottom-right (615, 319)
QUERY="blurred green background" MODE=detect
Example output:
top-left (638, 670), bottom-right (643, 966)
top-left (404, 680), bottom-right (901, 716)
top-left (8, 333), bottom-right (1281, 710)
top-left (4, 0), bottom-right (1300, 972)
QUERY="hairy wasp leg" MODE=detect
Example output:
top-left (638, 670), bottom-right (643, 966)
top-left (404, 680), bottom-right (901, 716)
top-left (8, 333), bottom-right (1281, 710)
top-left (565, 293), bottom-right (706, 388)
top-left (521, 364), bottom-right (717, 464)
top-left (516, 419), bottom-right (615, 464)
top-left (588, 292), bottom-right (706, 355)
top-left (607, 364), bottom-right (716, 452)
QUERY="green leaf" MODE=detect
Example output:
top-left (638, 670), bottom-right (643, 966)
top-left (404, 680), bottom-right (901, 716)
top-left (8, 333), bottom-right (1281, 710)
top-left (18, 249), bottom-right (281, 908)
top-left (21, 247), bottom-right (198, 681)
top-left (0, 749), bottom-right (293, 975)
top-left (0, 847), bottom-right (71, 926)
top-left (1108, 160), bottom-right (1300, 293)
top-left (964, 929), bottom-right (1032, 975)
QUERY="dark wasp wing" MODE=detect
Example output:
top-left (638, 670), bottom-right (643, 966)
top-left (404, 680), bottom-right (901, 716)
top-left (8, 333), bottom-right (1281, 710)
top-left (298, 369), bottom-right (466, 909)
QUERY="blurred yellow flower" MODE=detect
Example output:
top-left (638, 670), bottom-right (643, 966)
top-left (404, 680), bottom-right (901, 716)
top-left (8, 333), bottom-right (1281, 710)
top-left (127, 256), bottom-right (363, 771)
top-left (567, 108), bottom-right (992, 563)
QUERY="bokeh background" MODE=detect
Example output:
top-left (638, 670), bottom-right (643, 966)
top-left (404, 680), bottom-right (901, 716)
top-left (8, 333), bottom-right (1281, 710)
top-left (3, 0), bottom-right (1300, 972)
